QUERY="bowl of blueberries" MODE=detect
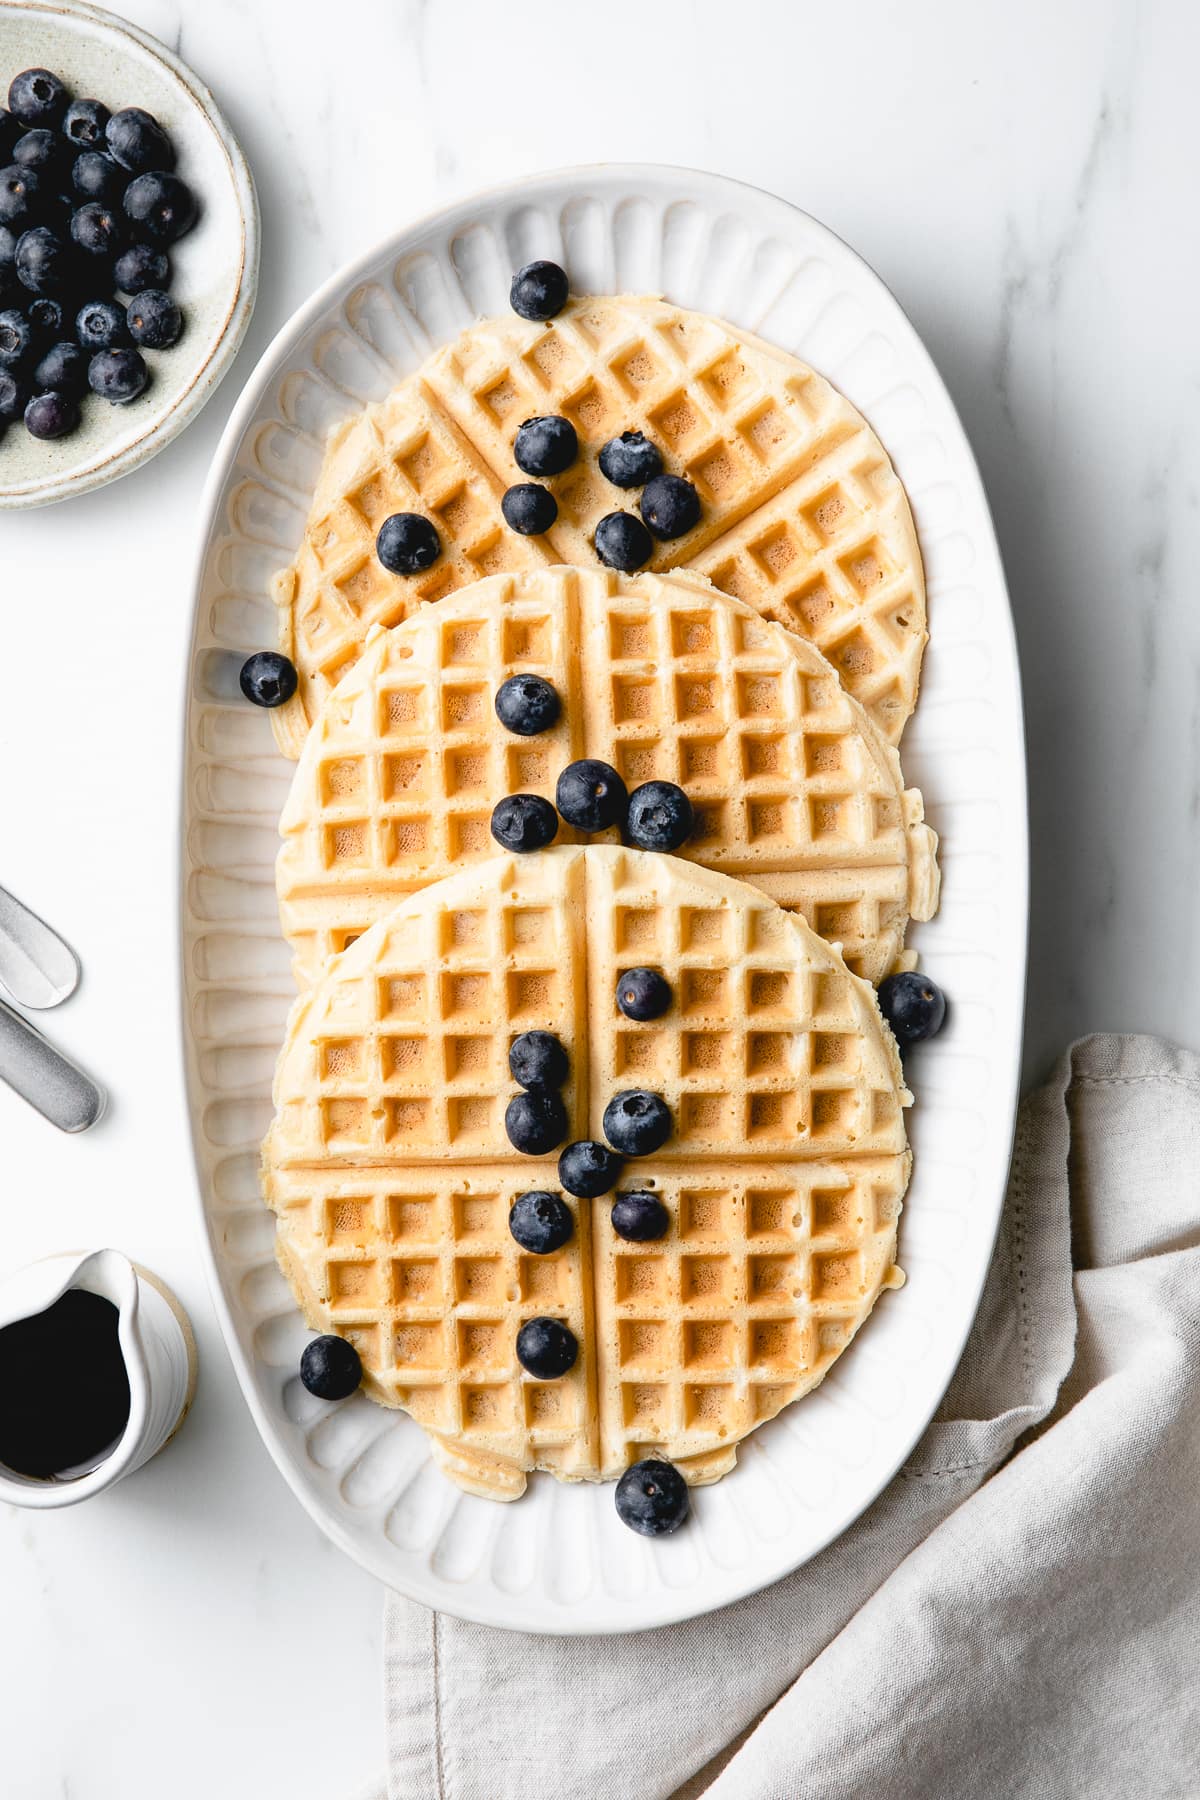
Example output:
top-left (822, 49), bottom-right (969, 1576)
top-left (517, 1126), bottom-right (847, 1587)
top-left (0, 0), bottom-right (258, 506)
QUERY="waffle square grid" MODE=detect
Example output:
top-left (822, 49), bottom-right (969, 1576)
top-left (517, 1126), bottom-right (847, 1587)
top-left (264, 845), bottom-right (910, 1496)
top-left (276, 568), bottom-right (938, 988)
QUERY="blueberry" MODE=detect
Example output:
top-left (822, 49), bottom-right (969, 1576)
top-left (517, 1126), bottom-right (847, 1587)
top-left (299, 1334), bottom-right (362, 1401)
top-left (598, 430), bottom-right (663, 489)
top-left (106, 107), bottom-right (175, 174)
top-left (594, 510), bottom-right (652, 573)
top-left (0, 224), bottom-right (14, 277)
top-left (13, 129), bottom-right (71, 183)
top-left (70, 201), bottom-right (124, 258)
top-left (509, 259), bottom-right (569, 322)
top-left (490, 793), bottom-right (558, 853)
top-left (877, 971), bottom-right (947, 1045)
top-left (602, 1089), bottom-right (672, 1156)
top-left (625, 781), bottom-right (694, 852)
top-left (513, 414), bottom-right (577, 478)
top-left (113, 241), bottom-right (168, 294)
top-left (615, 1459), bottom-right (689, 1537)
top-left (515, 1316), bottom-right (578, 1380)
top-left (615, 968), bottom-right (672, 1022)
top-left (34, 339), bottom-right (85, 396)
top-left (72, 150), bottom-right (125, 205)
top-left (8, 70), bottom-right (69, 131)
top-left (0, 308), bottom-right (33, 368)
top-left (126, 288), bottom-right (181, 349)
top-left (123, 170), bottom-right (196, 243)
top-left (27, 296), bottom-right (64, 338)
top-left (509, 1031), bottom-right (568, 1090)
top-left (24, 390), bottom-right (78, 439)
top-left (62, 98), bottom-right (110, 150)
top-left (0, 368), bottom-right (28, 420)
top-left (610, 1191), bottom-right (670, 1243)
top-left (87, 346), bottom-right (147, 403)
top-left (555, 758), bottom-right (628, 833)
top-left (76, 298), bottom-right (127, 352)
top-left (0, 111), bottom-right (19, 162)
top-left (375, 511), bottom-right (440, 575)
top-left (505, 1088), bottom-right (568, 1156)
top-left (501, 481), bottom-right (557, 535)
top-left (640, 473), bottom-right (701, 541)
top-left (239, 651), bottom-right (299, 708)
top-left (558, 1140), bottom-right (623, 1199)
top-left (508, 1191), bottom-right (574, 1256)
top-left (494, 673), bottom-right (559, 736)
top-left (0, 164), bottom-right (41, 229)
top-left (16, 226), bottom-right (72, 295)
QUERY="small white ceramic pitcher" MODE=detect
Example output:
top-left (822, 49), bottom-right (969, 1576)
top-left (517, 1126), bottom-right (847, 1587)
top-left (0, 1249), bottom-right (197, 1510)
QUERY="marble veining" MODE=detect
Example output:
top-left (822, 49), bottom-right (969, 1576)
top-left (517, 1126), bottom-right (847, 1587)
top-left (2, 0), bottom-right (1198, 1791)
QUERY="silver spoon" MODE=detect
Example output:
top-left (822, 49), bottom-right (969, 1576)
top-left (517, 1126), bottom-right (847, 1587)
top-left (0, 999), bottom-right (105, 1132)
top-left (0, 883), bottom-right (80, 1010)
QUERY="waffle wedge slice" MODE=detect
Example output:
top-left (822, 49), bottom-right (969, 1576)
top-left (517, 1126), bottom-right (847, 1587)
top-left (276, 567), bottom-right (938, 987)
top-left (272, 296), bottom-right (925, 751)
top-left (262, 846), bottom-right (911, 1499)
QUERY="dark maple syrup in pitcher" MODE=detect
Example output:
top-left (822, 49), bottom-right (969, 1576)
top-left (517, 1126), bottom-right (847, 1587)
top-left (0, 1289), bottom-right (130, 1478)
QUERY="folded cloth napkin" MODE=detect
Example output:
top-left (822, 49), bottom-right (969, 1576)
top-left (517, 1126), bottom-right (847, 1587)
top-left (375, 1035), bottom-right (1200, 1799)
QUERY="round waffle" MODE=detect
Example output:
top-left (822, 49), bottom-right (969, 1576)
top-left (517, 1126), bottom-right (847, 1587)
top-left (275, 566), bottom-right (938, 988)
top-left (262, 845), bottom-right (911, 1501)
top-left (270, 294), bottom-right (926, 755)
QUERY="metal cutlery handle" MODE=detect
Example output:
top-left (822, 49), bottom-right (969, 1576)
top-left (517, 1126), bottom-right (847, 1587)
top-left (0, 884), bottom-right (80, 1011)
top-left (0, 1000), bottom-right (105, 1133)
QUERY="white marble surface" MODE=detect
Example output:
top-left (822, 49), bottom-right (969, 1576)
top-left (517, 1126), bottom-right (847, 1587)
top-left (1, 0), bottom-right (1197, 1792)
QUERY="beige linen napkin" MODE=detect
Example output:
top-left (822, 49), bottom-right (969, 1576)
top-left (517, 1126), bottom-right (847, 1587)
top-left (374, 1035), bottom-right (1200, 1799)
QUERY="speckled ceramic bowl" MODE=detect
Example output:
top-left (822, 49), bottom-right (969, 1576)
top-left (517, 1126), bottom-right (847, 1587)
top-left (0, 0), bottom-right (258, 507)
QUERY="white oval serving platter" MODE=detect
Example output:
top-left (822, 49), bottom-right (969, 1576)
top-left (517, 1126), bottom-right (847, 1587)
top-left (0, 0), bottom-right (258, 508)
top-left (180, 164), bottom-right (1027, 1634)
